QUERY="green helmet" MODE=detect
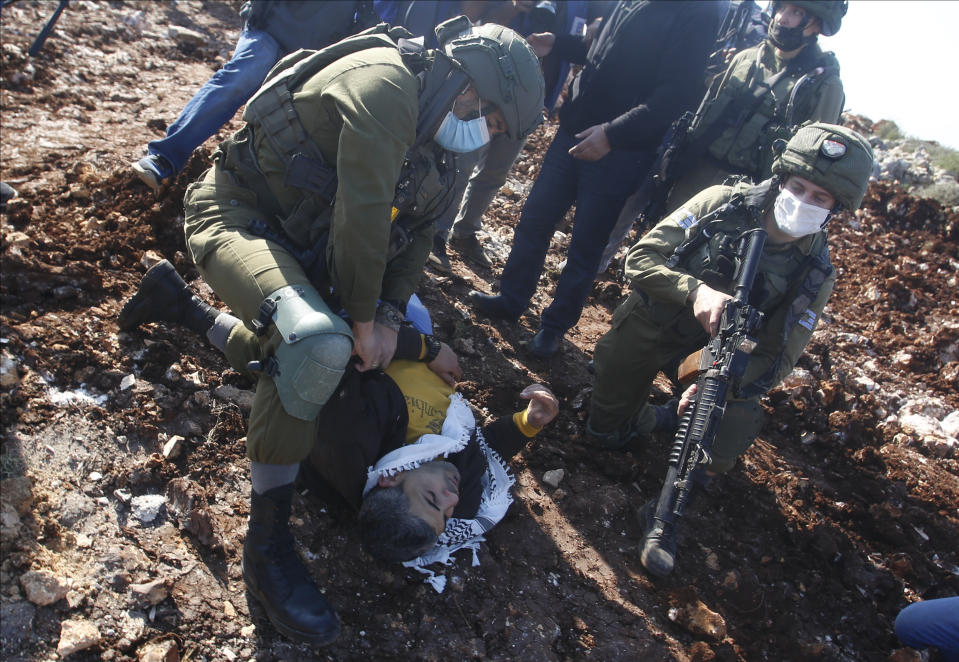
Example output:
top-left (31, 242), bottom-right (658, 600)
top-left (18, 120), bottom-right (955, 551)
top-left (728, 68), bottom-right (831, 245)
top-left (772, 1), bottom-right (848, 36)
top-left (435, 16), bottom-right (545, 140)
top-left (772, 122), bottom-right (874, 210)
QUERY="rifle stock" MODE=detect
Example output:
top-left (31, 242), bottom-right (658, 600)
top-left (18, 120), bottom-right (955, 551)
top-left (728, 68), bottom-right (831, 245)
top-left (643, 228), bottom-right (767, 568)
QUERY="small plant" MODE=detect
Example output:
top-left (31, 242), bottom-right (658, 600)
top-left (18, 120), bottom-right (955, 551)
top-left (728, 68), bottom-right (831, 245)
top-left (874, 119), bottom-right (904, 142)
top-left (916, 181), bottom-right (959, 208)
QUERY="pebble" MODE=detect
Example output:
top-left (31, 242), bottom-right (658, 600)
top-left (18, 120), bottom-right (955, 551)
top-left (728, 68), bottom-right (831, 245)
top-left (162, 435), bottom-right (185, 460)
top-left (130, 578), bottom-right (169, 606)
top-left (20, 569), bottom-right (70, 606)
top-left (130, 494), bottom-right (166, 523)
top-left (57, 619), bottom-right (100, 657)
top-left (138, 639), bottom-right (179, 662)
top-left (542, 468), bottom-right (565, 488)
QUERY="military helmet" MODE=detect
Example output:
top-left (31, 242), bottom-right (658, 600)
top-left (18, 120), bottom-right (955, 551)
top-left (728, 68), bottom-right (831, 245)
top-left (435, 16), bottom-right (545, 140)
top-left (772, 1), bottom-right (848, 36)
top-left (772, 122), bottom-right (874, 210)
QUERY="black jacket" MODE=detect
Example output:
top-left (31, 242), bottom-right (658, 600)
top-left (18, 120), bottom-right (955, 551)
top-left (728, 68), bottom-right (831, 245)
top-left (553, 0), bottom-right (722, 151)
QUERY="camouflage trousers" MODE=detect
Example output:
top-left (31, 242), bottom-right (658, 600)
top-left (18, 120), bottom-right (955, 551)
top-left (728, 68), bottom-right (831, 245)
top-left (589, 291), bottom-right (763, 473)
top-left (184, 164), bottom-right (349, 464)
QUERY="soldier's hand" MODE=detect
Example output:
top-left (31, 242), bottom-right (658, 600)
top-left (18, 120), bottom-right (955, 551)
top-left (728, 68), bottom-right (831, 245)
top-left (570, 124), bottom-right (611, 161)
top-left (352, 320), bottom-right (398, 372)
top-left (521, 384), bottom-right (559, 428)
top-left (428, 342), bottom-right (462, 387)
top-left (687, 283), bottom-right (731, 337)
top-left (527, 32), bottom-right (555, 58)
top-left (677, 383), bottom-right (697, 416)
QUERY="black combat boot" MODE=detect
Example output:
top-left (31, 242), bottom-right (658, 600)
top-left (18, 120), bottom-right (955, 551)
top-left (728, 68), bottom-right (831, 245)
top-left (118, 259), bottom-right (218, 334)
top-left (243, 484), bottom-right (341, 645)
top-left (637, 498), bottom-right (678, 577)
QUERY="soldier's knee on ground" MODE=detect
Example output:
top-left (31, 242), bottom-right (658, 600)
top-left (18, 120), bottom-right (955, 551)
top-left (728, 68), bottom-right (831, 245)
top-left (261, 285), bottom-right (353, 421)
top-left (709, 399), bottom-right (764, 473)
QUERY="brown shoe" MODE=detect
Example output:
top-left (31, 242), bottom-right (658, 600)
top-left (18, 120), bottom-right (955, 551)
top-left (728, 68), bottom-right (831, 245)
top-left (449, 233), bottom-right (492, 268)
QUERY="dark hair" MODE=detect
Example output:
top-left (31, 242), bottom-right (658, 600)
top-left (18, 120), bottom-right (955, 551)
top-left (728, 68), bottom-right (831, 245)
top-left (358, 486), bottom-right (438, 562)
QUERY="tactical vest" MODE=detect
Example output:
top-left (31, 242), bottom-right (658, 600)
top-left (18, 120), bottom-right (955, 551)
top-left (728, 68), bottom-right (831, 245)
top-left (219, 24), bottom-right (457, 285)
top-left (693, 42), bottom-right (841, 180)
top-left (667, 183), bottom-right (833, 397)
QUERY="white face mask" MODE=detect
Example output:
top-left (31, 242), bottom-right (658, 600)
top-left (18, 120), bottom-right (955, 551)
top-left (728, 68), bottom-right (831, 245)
top-left (773, 187), bottom-right (831, 238)
top-left (432, 111), bottom-right (490, 153)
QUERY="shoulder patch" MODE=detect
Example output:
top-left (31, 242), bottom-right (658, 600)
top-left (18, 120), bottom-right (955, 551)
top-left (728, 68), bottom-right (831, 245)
top-left (798, 308), bottom-right (818, 331)
top-left (676, 209), bottom-right (698, 230)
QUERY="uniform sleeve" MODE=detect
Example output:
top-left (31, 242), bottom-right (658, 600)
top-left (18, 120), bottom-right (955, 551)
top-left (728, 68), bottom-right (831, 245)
top-left (807, 74), bottom-right (844, 123)
top-left (379, 218), bottom-right (434, 305)
top-left (742, 266), bottom-right (836, 392)
top-left (481, 415), bottom-right (534, 463)
top-left (323, 63), bottom-right (418, 324)
top-left (603, 5), bottom-right (720, 151)
top-left (624, 185), bottom-right (732, 306)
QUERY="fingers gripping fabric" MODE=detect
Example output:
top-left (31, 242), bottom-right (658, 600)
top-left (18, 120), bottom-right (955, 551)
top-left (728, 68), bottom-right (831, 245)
top-left (265, 285), bottom-right (353, 421)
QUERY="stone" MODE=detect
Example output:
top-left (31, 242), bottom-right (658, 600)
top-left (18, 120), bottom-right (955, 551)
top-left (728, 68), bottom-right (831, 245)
top-left (941, 410), bottom-right (959, 439)
top-left (57, 619), bottom-right (100, 657)
top-left (0, 476), bottom-right (33, 516)
top-left (59, 491), bottom-right (96, 528)
top-left (542, 469), bottom-right (565, 488)
top-left (669, 595), bottom-right (727, 641)
top-left (130, 578), bottom-right (170, 606)
top-left (20, 569), bottom-right (69, 606)
top-left (213, 385), bottom-right (254, 412)
top-left (167, 25), bottom-right (206, 48)
top-left (162, 436), bottom-right (185, 460)
top-left (1, 501), bottom-right (23, 550)
top-left (131, 494), bottom-right (166, 524)
top-left (0, 350), bottom-right (20, 387)
top-left (138, 639), bottom-right (179, 662)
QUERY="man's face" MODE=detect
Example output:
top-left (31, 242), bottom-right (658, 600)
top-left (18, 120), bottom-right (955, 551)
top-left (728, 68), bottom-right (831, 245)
top-left (774, 3), bottom-right (821, 36)
top-left (452, 85), bottom-right (508, 137)
top-left (783, 174), bottom-right (836, 210)
top-left (381, 461), bottom-right (460, 535)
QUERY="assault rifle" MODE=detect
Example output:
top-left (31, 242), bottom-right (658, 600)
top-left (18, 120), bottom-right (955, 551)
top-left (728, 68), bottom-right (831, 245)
top-left (631, 110), bottom-right (693, 236)
top-left (640, 227), bottom-right (767, 576)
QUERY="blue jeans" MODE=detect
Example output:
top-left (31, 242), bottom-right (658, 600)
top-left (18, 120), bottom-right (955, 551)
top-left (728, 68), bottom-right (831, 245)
top-left (148, 27), bottom-right (282, 174)
top-left (498, 128), bottom-right (651, 334)
top-left (895, 597), bottom-right (959, 661)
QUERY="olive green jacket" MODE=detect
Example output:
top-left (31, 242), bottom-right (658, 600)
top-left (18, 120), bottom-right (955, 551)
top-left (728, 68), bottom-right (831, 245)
top-left (695, 40), bottom-right (844, 179)
top-left (625, 181), bottom-right (835, 392)
top-left (249, 46), bottom-right (423, 324)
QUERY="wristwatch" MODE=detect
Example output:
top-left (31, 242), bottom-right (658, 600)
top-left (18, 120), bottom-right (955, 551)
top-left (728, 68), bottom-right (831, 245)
top-left (423, 334), bottom-right (442, 363)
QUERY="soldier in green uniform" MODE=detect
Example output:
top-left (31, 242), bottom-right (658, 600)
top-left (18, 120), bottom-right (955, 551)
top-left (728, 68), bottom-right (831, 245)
top-left (585, 122), bottom-right (874, 573)
top-left (120, 17), bottom-right (544, 646)
top-left (598, 1), bottom-right (850, 274)
top-left (668, 0), bottom-right (848, 207)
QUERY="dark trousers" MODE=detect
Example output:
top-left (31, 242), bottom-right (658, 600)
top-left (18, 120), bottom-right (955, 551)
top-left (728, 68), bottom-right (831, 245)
top-left (498, 128), bottom-right (651, 334)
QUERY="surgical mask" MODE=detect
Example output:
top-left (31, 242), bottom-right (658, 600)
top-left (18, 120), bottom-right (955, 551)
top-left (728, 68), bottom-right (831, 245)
top-left (432, 111), bottom-right (490, 153)
top-left (773, 187), bottom-right (831, 237)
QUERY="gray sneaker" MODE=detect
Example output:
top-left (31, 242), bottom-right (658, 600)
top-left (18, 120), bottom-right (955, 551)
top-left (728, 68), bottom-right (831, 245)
top-left (449, 233), bottom-right (492, 268)
top-left (132, 154), bottom-right (173, 194)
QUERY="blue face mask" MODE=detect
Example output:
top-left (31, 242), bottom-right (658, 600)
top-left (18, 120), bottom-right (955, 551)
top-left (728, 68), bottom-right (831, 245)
top-left (432, 111), bottom-right (490, 153)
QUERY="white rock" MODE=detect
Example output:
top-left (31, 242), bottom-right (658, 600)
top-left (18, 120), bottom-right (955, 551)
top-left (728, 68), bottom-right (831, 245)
top-left (130, 495), bottom-right (166, 523)
top-left (20, 569), bottom-right (69, 606)
top-left (543, 469), bottom-right (565, 488)
top-left (900, 413), bottom-right (945, 438)
top-left (120, 374), bottom-right (137, 391)
top-left (57, 619), bottom-right (100, 657)
top-left (941, 411), bottom-right (959, 439)
top-left (0, 351), bottom-right (20, 388)
top-left (162, 436), bottom-right (185, 460)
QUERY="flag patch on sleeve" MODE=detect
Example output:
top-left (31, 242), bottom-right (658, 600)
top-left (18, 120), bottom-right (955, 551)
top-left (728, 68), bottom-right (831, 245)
top-left (798, 308), bottom-right (818, 331)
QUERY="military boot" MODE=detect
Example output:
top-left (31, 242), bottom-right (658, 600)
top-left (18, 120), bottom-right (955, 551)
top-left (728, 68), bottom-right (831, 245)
top-left (118, 259), bottom-right (218, 334)
top-left (243, 484), bottom-right (341, 645)
top-left (637, 498), bottom-right (677, 577)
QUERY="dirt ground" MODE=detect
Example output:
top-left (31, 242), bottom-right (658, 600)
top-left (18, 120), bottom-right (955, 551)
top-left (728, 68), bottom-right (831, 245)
top-left (1, 2), bottom-right (957, 661)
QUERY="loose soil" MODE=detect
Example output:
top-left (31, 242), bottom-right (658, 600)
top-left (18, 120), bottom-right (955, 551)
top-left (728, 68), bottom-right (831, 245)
top-left (2, 2), bottom-right (957, 661)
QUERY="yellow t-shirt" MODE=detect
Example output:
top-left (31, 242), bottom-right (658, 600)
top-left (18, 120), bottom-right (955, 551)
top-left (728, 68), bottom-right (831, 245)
top-left (384, 360), bottom-right (454, 443)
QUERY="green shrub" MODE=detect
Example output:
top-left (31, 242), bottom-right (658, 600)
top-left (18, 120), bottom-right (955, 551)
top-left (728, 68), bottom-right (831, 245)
top-left (874, 120), bottom-right (904, 142)
top-left (915, 181), bottom-right (959, 207)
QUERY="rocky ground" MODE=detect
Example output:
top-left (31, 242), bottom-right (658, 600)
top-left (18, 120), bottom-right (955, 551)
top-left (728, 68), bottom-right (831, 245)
top-left (1, 2), bottom-right (957, 661)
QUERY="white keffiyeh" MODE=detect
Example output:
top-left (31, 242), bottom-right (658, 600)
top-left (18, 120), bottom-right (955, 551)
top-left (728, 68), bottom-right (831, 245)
top-left (362, 393), bottom-right (515, 593)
